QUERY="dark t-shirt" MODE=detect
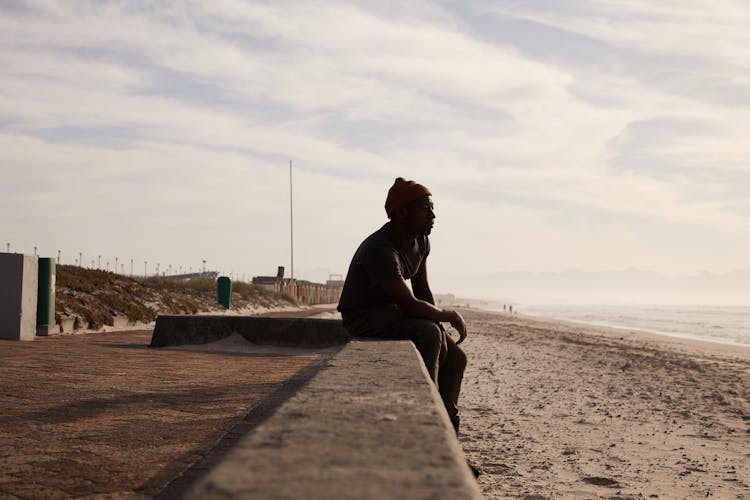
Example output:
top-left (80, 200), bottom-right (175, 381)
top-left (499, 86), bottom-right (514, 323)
top-left (337, 222), bottom-right (430, 313)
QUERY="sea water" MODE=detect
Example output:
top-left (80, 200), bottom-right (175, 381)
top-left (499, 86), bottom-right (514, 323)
top-left (518, 304), bottom-right (750, 347)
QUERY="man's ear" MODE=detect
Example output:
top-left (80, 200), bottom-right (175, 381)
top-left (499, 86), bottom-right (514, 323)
top-left (394, 206), bottom-right (409, 221)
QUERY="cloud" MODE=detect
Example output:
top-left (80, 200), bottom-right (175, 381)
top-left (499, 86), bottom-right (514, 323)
top-left (1, 0), bottom-right (749, 287)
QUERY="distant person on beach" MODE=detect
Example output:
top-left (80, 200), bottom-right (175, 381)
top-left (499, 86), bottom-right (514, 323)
top-left (337, 177), bottom-right (468, 433)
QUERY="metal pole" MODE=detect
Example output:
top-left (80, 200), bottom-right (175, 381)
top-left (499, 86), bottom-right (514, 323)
top-left (290, 159), bottom-right (294, 280)
top-left (57, 249), bottom-right (61, 263)
top-left (79, 252), bottom-right (82, 268)
top-left (115, 257), bottom-right (118, 274)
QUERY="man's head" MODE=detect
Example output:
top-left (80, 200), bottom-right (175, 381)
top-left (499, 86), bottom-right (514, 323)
top-left (385, 177), bottom-right (435, 235)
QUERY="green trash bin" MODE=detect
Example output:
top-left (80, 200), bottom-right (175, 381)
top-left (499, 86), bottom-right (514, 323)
top-left (217, 276), bottom-right (232, 309)
top-left (37, 257), bottom-right (56, 327)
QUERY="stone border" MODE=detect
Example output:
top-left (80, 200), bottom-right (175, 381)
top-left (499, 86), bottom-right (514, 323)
top-left (150, 315), bottom-right (351, 348)
top-left (182, 340), bottom-right (482, 500)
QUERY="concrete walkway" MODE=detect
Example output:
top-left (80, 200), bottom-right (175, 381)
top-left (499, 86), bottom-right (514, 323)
top-left (0, 330), bottom-right (333, 498)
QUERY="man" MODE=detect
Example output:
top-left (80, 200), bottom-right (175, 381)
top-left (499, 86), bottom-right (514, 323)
top-left (337, 177), bottom-right (468, 432)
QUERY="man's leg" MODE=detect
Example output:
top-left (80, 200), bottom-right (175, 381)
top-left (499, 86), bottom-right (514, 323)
top-left (393, 317), bottom-right (442, 383)
top-left (438, 334), bottom-right (467, 426)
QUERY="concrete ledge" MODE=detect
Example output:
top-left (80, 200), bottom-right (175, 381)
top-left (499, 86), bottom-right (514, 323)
top-left (150, 315), bottom-right (351, 348)
top-left (183, 340), bottom-right (482, 500)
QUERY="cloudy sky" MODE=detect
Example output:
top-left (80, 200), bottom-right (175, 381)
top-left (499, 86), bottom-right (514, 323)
top-left (2, 1), bottom-right (749, 298)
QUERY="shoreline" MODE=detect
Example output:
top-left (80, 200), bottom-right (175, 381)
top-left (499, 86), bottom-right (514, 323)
top-left (507, 310), bottom-right (750, 362)
top-left (473, 303), bottom-right (750, 352)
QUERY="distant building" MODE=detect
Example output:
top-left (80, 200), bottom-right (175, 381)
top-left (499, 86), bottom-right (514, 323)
top-left (252, 267), bottom-right (343, 305)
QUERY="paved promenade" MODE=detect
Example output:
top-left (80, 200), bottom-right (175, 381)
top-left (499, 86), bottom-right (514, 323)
top-left (0, 329), bottom-right (332, 498)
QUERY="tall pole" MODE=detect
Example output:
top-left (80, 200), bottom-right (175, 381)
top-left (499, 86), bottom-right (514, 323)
top-left (290, 160), bottom-right (294, 280)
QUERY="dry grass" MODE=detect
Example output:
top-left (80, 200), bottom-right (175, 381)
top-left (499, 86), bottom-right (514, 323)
top-left (55, 265), bottom-right (296, 330)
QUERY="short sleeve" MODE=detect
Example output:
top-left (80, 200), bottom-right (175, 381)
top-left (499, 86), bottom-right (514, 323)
top-left (363, 246), bottom-right (403, 286)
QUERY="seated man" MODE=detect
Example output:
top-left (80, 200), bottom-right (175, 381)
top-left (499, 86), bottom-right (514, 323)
top-left (337, 177), bottom-right (468, 432)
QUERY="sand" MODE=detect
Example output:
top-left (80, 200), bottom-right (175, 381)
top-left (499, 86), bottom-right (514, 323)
top-left (457, 308), bottom-right (750, 499)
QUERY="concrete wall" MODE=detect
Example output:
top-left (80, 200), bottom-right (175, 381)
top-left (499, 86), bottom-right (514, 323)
top-left (183, 341), bottom-right (482, 500)
top-left (150, 315), bottom-right (351, 348)
top-left (151, 316), bottom-right (481, 499)
top-left (0, 254), bottom-right (39, 341)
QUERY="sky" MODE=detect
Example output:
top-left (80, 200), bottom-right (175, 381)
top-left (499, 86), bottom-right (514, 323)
top-left (2, 1), bottom-right (749, 300)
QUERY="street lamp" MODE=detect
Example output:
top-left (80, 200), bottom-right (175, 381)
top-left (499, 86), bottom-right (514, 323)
top-left (144, 261), bottom-right (147, 276)
top-left (130, 258), bottom-right (133, 276)
top-left (202, 259), bottom-right (206, 273)
top-left (98, 255), bottom-right (101, 269)
top-left (33, 246), bottom-right (37, 255)
top-left (115, 257), bottom-right (118, 274)
top-left (79, 252), bottom-right (82, 268)
top-left (57, 249), bottom-right (61, 263)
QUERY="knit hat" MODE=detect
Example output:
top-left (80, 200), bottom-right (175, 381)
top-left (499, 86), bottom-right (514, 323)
top-left (385, 177), bottom-right (432, 218)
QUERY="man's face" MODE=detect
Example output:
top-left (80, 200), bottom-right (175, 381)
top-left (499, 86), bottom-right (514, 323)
top-left (404, 196), bottom-right (436, 236)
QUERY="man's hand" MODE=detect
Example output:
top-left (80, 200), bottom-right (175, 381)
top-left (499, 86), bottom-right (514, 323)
top-left (447, 310), bottom-right (467, 344)
top-left (380, 279), bottom-right (467, 344)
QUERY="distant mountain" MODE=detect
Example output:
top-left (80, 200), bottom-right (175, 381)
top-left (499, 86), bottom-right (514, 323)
top-left (445, 269), bottom-right (750, 306)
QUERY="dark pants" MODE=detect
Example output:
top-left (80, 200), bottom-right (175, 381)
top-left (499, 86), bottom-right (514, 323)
top-left (341, 303), bottom-right (467, 422)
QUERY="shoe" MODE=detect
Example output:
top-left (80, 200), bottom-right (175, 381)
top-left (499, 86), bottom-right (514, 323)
top-left (467, 461), bottom-right (481, 478)
top-left (451, 414), bottom-right (460, 434)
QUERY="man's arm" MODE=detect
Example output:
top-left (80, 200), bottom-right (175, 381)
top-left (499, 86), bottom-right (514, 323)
top-left (381, 267), bottom-right (467, 344)
top-left (410, 259), bottom-right (435, 305)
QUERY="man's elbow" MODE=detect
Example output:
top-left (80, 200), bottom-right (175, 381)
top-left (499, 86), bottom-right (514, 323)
top-left (395, 296), bottom-right (426, 317)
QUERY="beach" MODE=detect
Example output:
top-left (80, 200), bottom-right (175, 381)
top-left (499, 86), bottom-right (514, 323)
top-left (458, 308), bottom-right (750, 499)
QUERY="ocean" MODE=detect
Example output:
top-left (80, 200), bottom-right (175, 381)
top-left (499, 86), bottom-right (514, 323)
top-left (517, 304), bottom-right (750, 347)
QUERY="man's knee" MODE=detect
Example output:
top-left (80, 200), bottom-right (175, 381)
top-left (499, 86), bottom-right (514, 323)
top-left (398, 319), bottom-right (442, 347)
top-left (414, 320), bottom-right (443, 348)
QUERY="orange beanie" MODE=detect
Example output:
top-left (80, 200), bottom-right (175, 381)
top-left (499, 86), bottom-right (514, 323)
top-left (385, 177), bottom-right (432, 218)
